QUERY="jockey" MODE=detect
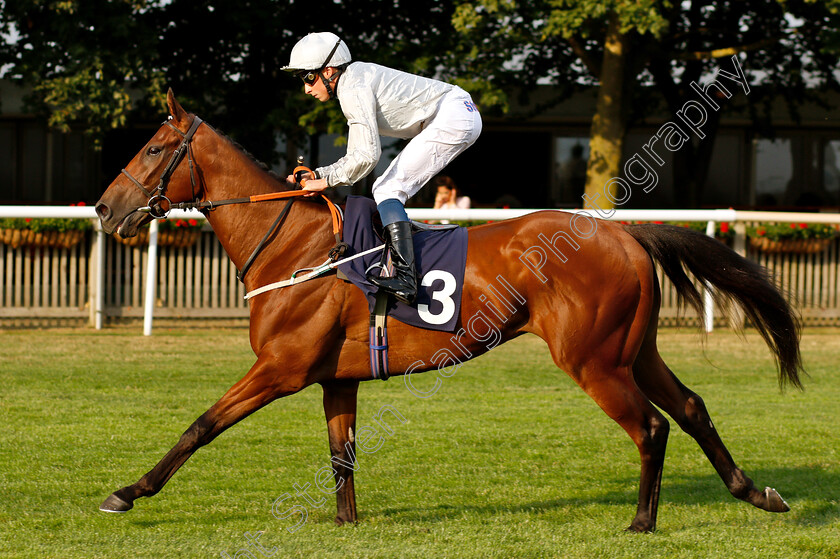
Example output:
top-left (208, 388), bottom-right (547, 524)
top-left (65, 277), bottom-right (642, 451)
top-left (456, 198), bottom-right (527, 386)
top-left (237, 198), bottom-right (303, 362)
top-left (283, 31), bottom-right (482, 305)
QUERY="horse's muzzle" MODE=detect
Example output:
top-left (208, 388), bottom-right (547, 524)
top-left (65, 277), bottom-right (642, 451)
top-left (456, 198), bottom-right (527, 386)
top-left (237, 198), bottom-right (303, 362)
top-left (95, 201), bottom-right (116, 234)
top-left (95, 200), bottom-right (150, 237)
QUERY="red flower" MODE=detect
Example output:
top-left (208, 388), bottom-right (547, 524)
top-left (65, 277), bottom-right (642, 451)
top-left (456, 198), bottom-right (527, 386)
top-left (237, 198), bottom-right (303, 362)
top-left (789, 223), bottom-right (796, 229)
top-left (758, 228), bottom-right (766, 236)
top-left (800, 223), bottom-right (808, 229)
top-left (25, 218), bottom-right (31, 223)
top-left (188, 219), bottom-right (198, 227)
top-left (720, 222), bottom-right (730, 233)
top-left (77, 201), bottom-right (86, 207)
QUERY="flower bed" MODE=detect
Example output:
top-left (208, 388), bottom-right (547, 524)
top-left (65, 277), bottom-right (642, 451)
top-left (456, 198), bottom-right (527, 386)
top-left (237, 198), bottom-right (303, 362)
top-left (0, 203), bottom-right (93, 249)
top-left (113, 218), bottom-right (204, 248)
top-left (748, 237), bottom-right (833, 254)
top-left (747, 222), bottom-right (837, 254)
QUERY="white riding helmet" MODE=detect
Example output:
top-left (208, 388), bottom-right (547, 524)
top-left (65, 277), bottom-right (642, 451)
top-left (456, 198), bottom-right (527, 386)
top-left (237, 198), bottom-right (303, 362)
top-left (281, 32), bottom-right (352, 72)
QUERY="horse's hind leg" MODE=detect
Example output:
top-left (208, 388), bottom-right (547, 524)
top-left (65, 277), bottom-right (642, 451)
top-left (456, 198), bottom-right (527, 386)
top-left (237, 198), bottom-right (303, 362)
top-left (632, 333), bottom-right (790, 513)
top-left (100, 346), bottom-right (308, 512)
top-left (570, 363), bottom-right (671, 533)
top-left (321, 381), bottom-right (359, 525)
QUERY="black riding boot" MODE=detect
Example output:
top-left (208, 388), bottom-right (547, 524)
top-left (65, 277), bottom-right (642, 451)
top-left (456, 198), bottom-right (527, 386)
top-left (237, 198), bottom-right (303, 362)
top-left (367, 221), bottom-right (418, 305)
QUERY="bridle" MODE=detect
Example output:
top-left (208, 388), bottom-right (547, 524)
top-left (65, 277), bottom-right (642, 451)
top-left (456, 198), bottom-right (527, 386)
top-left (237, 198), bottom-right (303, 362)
top-left (117, 113), bottom-right (346, 282)
top-left (121, 115), bottom-right (204, 219)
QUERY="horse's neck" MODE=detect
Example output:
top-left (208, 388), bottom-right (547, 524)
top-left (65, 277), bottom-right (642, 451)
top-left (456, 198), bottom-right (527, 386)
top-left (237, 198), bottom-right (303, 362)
top-left (198, 143), bottom-right (332, 285)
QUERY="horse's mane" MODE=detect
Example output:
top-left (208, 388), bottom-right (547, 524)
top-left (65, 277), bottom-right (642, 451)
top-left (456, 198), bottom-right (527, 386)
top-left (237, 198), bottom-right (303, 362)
top-left (195, 116), bottom-right (349, 216)
top-left (211, 123), bottom-right (286, 187)
top-left (208, 121), bottom-right (337, 210)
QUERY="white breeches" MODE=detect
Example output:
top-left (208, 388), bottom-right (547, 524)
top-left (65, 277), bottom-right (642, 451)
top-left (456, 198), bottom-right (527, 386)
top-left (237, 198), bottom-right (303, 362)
top-left (371, 88), bottom-right (482, 205)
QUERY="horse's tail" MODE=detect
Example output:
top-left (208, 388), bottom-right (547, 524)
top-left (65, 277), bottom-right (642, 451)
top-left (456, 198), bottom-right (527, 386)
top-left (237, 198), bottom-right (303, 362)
top-left (625, 223), bottom-right (804, 389)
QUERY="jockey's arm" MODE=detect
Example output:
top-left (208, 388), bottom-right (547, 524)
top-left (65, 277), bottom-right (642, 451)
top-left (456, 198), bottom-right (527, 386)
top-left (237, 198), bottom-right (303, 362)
top-left (314, 87), bottom-right (381, 187)
top-left (284, 172), bottom-right (328, 197)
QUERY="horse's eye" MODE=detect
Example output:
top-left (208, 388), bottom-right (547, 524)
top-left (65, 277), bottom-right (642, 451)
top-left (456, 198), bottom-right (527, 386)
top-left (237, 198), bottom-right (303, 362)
top-left (147, 146), bottom-right (162, 156)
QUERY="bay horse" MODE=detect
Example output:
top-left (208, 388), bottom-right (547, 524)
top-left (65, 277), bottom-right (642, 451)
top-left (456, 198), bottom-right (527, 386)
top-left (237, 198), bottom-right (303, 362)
top-left (94, 90), bottom-right (802, 532)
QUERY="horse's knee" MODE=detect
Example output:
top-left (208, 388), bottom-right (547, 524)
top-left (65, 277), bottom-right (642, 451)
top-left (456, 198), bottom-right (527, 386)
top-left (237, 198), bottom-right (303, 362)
top-left (647, 414), bottom-right (670, 449)
top-left (685, 393), bottom-right (709, 421)
top-left (638, 414), bottom-right (669, 456)
top-left (680, 393), bottom-right (717, 436)
top-left (329, 435), bottom-right (352, 458)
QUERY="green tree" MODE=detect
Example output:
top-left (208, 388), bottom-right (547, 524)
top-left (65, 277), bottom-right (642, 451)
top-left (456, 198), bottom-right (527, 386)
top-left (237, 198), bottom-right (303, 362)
top-left (451, 0), bottom-right (840, 209)
top-left (0, 0), bottom-right (460, 169)
top-left (0, 0), bottom-right (166, 142)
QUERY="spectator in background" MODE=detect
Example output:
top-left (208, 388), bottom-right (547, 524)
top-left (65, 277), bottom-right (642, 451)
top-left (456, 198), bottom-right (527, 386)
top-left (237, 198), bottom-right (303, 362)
top-left (433, 175), bottom-right (471, 210)
top-left (554, 143), bottom-right (587, 206)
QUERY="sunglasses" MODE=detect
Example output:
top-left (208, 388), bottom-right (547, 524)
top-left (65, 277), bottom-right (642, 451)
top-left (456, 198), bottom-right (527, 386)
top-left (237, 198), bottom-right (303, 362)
top-left (299, 71), bottom-right (319, 86)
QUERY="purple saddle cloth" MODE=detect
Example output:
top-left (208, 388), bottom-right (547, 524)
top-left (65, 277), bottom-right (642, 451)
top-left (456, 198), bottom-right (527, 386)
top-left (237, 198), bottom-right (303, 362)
top-left (337, 196), bottom-right (467, 332)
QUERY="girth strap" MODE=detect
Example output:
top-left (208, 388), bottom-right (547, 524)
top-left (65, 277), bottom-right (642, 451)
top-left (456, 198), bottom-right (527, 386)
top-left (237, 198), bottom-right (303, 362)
top-left (369, 291), bottom-right (390, 380)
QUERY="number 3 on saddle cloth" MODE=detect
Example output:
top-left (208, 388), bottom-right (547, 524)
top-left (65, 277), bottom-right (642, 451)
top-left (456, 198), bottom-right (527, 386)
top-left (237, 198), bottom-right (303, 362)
top-left (338, 196), bottom-right (467, 331)
top-left (337, 196), bottom-right (468, 379)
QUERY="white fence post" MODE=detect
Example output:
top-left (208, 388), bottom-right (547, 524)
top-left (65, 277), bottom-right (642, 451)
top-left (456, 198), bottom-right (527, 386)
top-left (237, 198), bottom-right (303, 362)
top-left (704, 220), bottom-right (716, 333)
top-left (143, 219), bottom-right (160, 336)
top-left (95, 223), bottom-right (106, 331)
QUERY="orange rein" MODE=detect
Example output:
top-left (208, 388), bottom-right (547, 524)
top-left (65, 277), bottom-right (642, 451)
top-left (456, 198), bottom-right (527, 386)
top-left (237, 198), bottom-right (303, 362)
top-left (248, 189), bottom-right (343, 240)
top-left (182, 165), bottom-right (346, 282)
top-left (245, 165), bottom-right (342, 240)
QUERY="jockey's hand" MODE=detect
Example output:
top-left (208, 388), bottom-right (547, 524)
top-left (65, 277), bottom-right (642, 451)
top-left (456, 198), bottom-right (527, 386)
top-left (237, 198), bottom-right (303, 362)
top-left (300, 177), bottom-right (329, 197)
top-left (285, 171), bottom-right (312, 187)
top-left (286, 172), bottom-right (328, 196)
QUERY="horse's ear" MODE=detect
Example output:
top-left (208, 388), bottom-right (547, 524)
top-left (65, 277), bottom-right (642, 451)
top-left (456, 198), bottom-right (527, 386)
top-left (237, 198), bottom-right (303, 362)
top-left (166, 88), bottom-right (189, 124)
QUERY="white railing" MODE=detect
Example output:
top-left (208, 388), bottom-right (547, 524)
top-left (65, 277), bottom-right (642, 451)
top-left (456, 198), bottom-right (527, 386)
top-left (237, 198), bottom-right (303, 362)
top-left (407, 207), bottom-right (840, 224)
top-left (3, 205), bottom-right (840, 334)
top-left (0, 206), bottom-right (205, 333)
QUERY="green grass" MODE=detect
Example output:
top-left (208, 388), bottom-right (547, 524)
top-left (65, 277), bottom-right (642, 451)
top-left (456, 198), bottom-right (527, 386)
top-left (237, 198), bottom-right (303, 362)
top-left (1, 327), bottom-right (838, 558)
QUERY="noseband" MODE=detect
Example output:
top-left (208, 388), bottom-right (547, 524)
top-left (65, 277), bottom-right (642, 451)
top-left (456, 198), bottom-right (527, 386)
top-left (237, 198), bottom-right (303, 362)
top-left (121, 116), bottom-right (203, 219)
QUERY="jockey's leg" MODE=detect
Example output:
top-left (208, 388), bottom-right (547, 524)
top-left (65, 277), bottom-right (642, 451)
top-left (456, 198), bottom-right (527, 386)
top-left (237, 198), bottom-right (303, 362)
top-left (367, 89), bottom-right (481, 305)
top-left (367, 199), bottom-right (418, 304)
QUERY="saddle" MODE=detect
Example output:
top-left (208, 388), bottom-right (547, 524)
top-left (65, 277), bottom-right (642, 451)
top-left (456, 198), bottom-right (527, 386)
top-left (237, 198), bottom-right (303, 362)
top-left (336, 196), bottom-right (468, 333)
top-left (244, 195), bottom-right (469, 381)
top-left (367, 209), bottom-right (460, 243)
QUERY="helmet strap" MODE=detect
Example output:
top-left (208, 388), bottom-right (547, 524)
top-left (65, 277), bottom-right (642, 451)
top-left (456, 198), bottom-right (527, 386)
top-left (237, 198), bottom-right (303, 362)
top-left (320, 70), bottom-right (341, 99)
top-left (317, 39), bottom-right (344, 100)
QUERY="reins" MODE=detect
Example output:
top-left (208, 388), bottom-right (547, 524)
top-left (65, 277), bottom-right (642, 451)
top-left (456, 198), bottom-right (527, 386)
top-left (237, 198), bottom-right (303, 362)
top-left (175, 187), bottom-right (343, 242)
top-left (122, 115), bottom-right (346, 283)
top-left (178, 180), bottom-right (347, 284)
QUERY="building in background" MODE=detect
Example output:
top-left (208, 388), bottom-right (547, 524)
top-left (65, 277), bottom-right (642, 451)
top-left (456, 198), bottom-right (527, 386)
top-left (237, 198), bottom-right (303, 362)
top-left (3, 80), bottom-right (839, 210)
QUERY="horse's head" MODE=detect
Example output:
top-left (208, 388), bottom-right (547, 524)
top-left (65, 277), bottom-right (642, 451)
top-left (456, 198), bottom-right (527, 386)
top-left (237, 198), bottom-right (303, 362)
top-left (96, 89), bottom-right (205, 236)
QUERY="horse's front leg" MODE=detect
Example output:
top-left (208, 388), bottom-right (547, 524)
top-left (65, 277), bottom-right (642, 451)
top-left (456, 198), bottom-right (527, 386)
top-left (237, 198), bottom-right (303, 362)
top-left (100, 346), bottom-right (308, 512)
top-left (322, 381), bottom-right (359, 525)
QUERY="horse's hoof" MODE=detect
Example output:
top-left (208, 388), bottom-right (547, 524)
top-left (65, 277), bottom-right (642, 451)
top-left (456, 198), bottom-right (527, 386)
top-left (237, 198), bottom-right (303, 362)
top-left (764, 487), bottom-right (790, 513)
top-left (625, 524), bottom-right (654, 533)
top-left (99, 493), bottom-right (133, 513)
top-left (625, 517), bottom-right (655, 533)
